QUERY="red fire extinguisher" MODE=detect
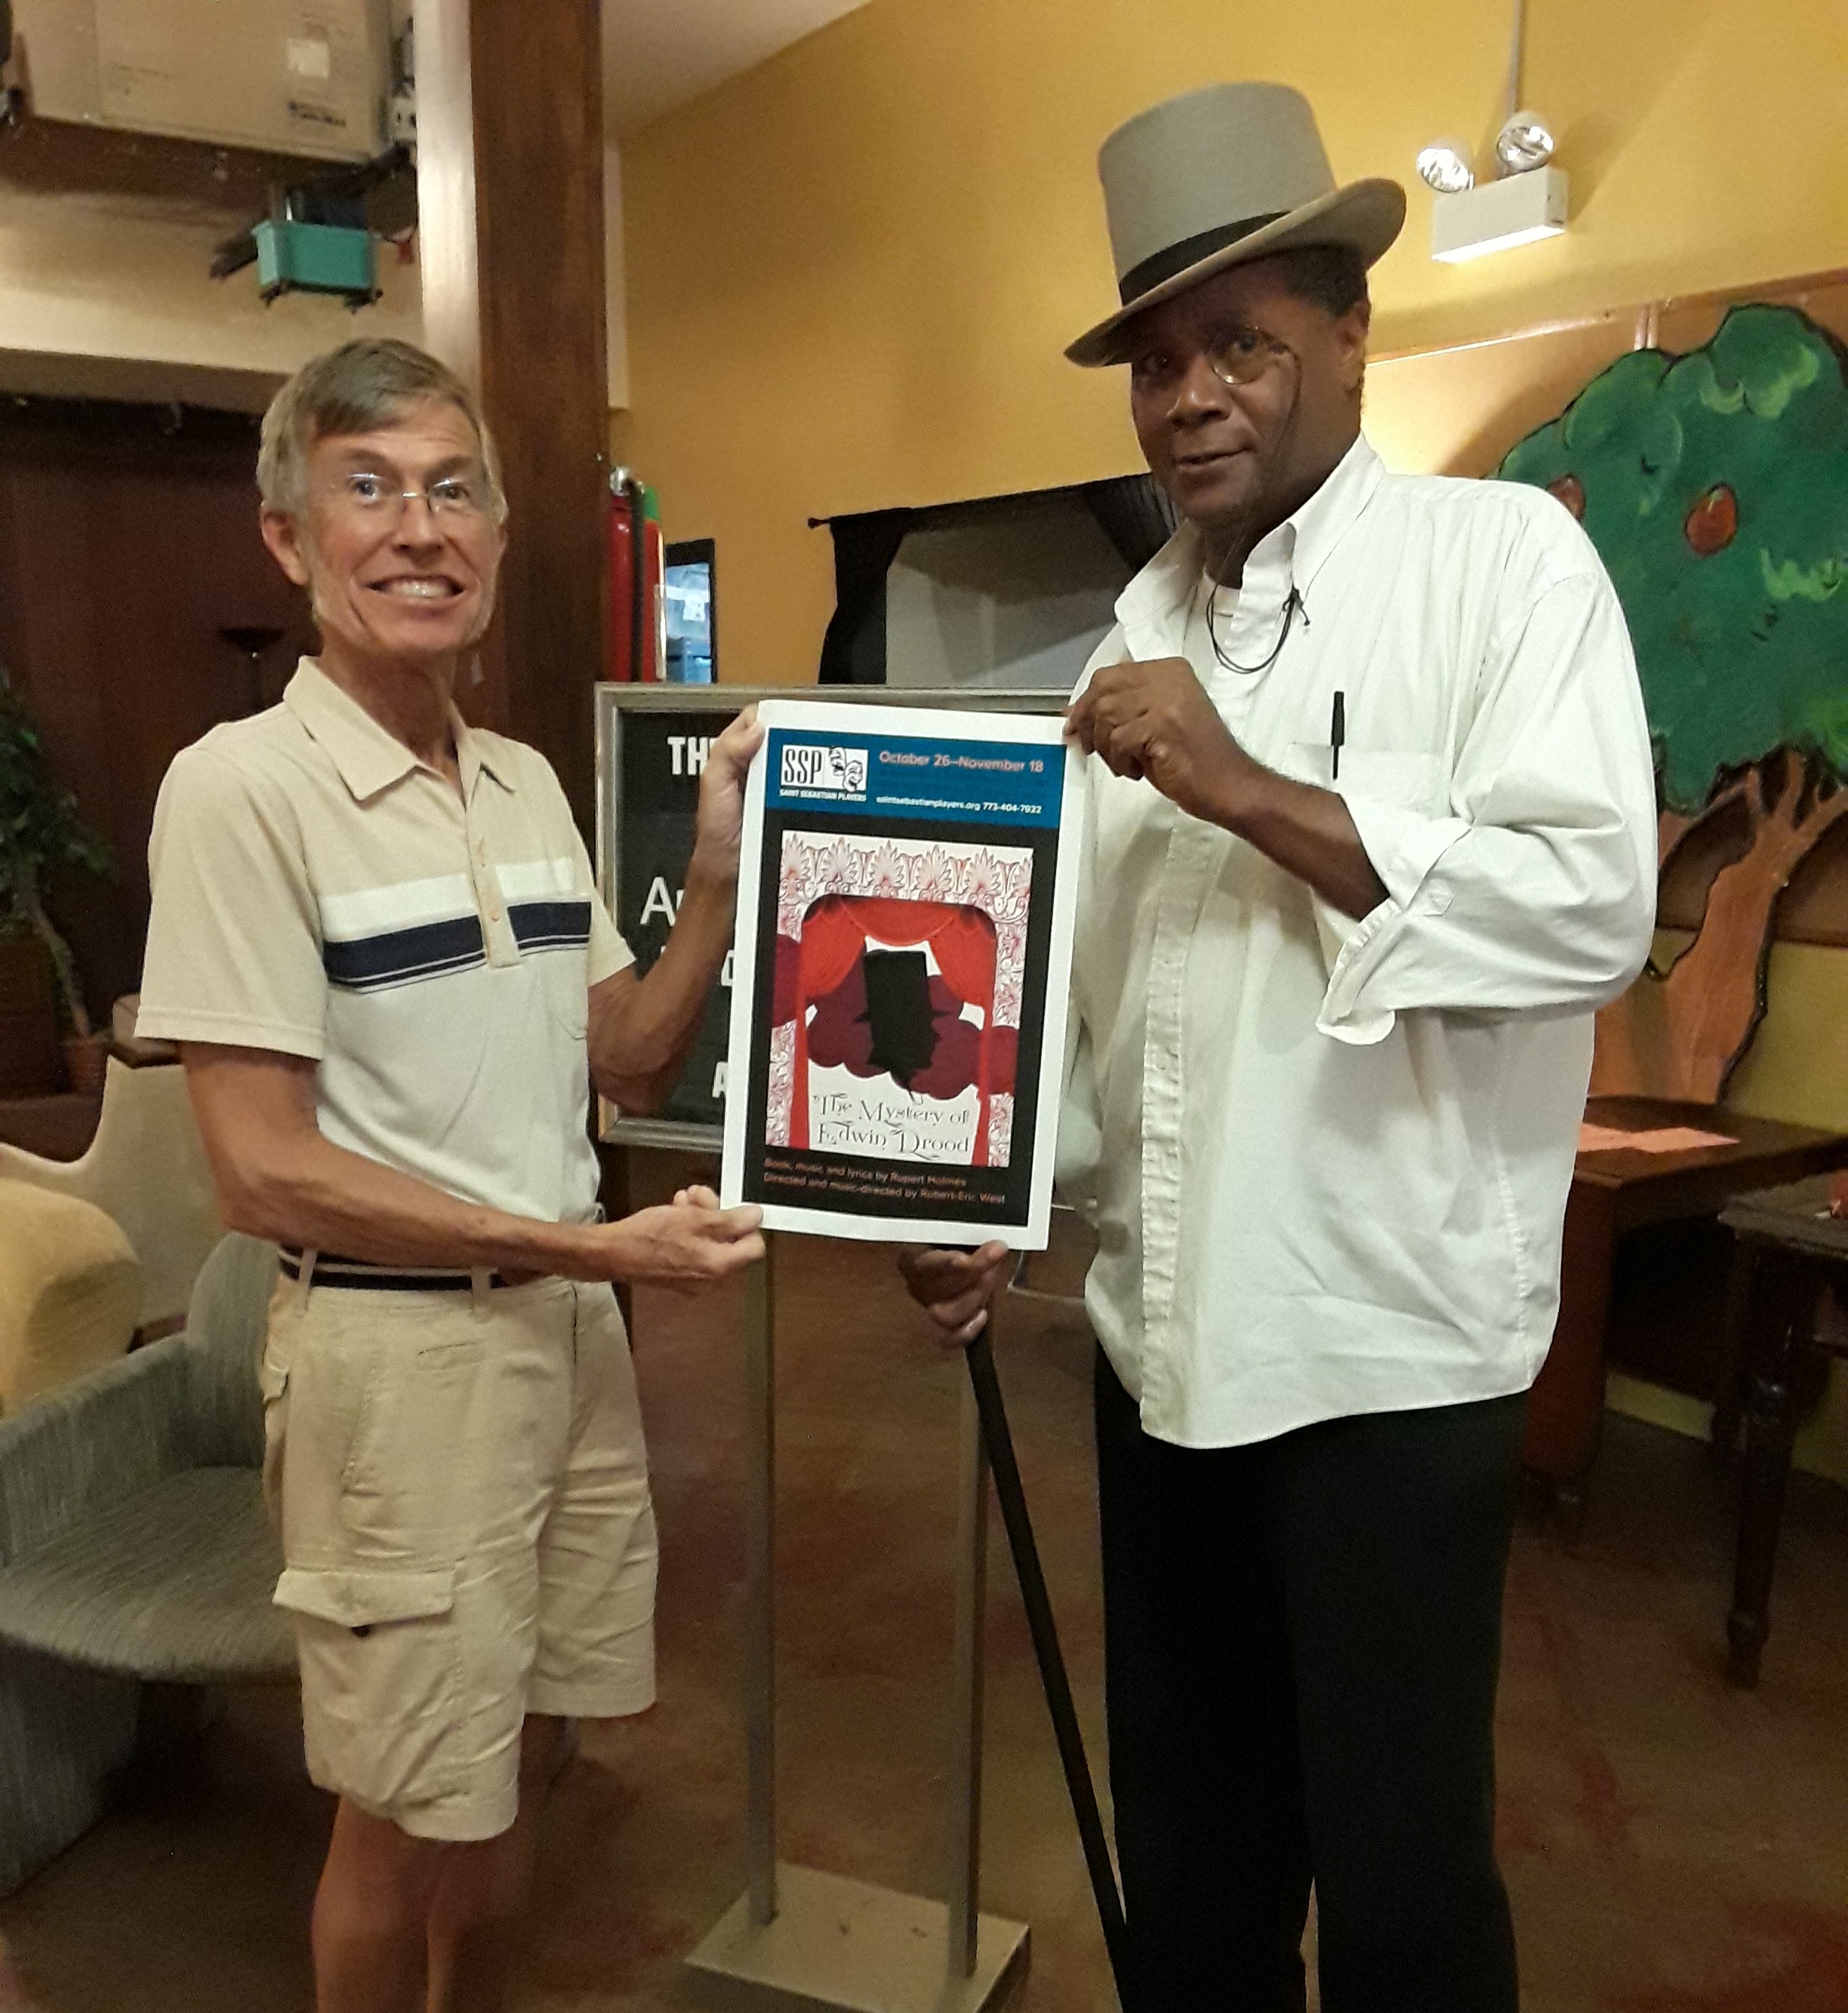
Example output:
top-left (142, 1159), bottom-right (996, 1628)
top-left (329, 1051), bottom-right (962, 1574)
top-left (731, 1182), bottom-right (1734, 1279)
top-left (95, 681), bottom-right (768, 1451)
top-left (608, 469), bottom-right (666, 681)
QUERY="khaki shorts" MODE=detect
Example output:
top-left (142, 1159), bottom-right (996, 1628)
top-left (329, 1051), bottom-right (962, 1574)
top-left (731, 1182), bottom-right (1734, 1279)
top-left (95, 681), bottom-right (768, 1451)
top-left (260, 1266), bottom-right (656, 1842)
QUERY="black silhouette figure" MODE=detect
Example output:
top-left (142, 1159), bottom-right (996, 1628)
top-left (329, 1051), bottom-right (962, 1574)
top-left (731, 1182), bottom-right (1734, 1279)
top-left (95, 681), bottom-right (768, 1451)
top-left (858, 949), bottom-right (939, 1088)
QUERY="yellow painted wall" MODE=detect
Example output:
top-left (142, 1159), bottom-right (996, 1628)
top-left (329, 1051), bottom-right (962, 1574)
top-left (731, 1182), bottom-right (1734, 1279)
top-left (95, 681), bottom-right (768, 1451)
top-left (1727, 946), bottom-right (1848, 1136)
top-left (616, 0), bottom-right (1848, 685)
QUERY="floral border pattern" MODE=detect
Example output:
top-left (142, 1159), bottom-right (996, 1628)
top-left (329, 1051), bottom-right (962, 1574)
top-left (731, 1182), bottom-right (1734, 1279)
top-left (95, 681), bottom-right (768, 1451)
top-left (765, 1022), bottom-right (797, 1150)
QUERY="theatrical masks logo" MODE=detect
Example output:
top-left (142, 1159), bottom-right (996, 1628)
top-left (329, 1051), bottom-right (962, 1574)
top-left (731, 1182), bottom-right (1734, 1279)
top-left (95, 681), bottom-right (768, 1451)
top-left (781, 743), bottom-right (867, 799)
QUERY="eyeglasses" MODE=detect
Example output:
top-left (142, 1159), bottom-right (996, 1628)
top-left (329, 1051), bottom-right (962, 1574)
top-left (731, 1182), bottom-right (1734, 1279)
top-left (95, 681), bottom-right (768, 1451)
top-left (1127, 325), bottom-right (1298, 396)
top-left (323, 471), bottom-right (489, 521)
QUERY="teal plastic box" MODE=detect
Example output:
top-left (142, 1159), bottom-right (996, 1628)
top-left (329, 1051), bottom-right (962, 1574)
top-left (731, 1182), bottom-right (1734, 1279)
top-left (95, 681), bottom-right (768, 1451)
top-left (253, 219), bottom-right (377, 306)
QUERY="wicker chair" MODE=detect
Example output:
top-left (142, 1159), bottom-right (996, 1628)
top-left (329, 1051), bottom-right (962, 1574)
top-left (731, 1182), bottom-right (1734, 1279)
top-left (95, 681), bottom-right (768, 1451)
top-left (0, 1235), bottom-right (293, 1894)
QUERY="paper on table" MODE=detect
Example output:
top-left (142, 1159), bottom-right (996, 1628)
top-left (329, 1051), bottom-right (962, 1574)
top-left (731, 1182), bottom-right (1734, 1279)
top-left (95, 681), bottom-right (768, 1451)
top-left (1577, 1122), bottom-right (1738, 1156)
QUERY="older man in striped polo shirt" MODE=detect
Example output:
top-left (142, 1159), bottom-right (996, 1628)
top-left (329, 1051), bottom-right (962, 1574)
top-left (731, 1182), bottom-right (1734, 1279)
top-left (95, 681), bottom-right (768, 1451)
top-left (138, 338), bottom-right (763, 2013)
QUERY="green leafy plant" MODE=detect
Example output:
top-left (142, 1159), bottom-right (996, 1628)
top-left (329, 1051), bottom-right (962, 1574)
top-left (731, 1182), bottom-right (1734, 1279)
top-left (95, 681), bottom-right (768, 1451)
top-left (0, 667), bottom-right (113, 1039)
top-left (1496, 304), bottom-right (1848, 1097)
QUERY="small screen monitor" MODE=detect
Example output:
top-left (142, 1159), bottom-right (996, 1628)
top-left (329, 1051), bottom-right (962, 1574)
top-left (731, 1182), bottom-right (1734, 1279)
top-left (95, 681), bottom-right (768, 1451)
top-left (664, 538), bottom-right (716, 685)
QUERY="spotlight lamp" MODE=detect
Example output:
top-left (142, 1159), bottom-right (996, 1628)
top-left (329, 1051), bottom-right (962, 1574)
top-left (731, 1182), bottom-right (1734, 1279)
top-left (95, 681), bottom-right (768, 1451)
top-left (1415, 139), bottom-right (1476, 195)
top-left (1494, 109), bottom-right (1557, 176)
top-left (1419, 0), bottom-right (1569, 261)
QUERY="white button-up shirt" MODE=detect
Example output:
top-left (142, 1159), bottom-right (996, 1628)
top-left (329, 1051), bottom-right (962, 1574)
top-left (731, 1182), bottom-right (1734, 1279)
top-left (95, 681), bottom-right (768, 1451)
top-left (1059, 435), bottom-right (1659, 1449)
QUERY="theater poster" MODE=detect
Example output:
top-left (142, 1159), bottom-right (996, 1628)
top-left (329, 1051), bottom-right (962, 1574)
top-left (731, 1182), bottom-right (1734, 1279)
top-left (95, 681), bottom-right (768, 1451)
top-left (720, 700), bottom-right (1084, 1249)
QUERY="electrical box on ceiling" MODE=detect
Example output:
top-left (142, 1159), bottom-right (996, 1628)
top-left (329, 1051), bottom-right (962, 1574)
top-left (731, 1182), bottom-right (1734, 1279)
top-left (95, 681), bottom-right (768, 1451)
top-left (11, 0), bottom-right (390, 163)
top-left (1431, 167), bottom-right (1569, 264)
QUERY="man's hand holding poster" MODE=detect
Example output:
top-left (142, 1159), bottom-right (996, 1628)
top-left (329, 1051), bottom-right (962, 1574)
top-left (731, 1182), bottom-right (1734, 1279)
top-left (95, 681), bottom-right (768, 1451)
top-left (720, 701), bottom-right (1084, 1248)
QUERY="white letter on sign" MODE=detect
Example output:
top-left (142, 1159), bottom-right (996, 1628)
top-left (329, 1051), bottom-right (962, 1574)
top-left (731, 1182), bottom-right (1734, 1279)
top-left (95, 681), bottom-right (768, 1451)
top-left (639, 876), bottom-right (677, 926)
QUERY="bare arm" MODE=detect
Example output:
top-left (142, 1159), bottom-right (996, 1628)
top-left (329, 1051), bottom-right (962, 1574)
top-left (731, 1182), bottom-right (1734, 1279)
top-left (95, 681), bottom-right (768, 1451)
top-left (590, 706), bottom-right (765, 1113)
top-left (588, 860), bottom-right (737, 1113)
top-left (1209, 759), bottom-right (1388, 921)
top-left (183, 1042), bottom-right (763, 1288)
top-left (1067, 657), bottom-right (1388, 919)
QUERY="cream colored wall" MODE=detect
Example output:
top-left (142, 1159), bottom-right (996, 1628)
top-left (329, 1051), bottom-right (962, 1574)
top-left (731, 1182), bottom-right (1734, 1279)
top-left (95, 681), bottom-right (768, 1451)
top-left (616, 0), bottom-right (1848, 685)
top-left (0, 186), bottom-right (423, 396)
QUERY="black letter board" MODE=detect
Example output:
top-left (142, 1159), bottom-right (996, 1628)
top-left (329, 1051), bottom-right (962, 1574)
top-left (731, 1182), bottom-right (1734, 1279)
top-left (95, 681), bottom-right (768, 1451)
top-left (605, 698), bottom-right (741, 1140)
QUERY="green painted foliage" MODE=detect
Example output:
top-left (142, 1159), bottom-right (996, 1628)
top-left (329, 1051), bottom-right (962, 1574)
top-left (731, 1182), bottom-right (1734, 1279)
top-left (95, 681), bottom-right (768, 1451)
top-left (1495, 305), bottom-right (1848, 814)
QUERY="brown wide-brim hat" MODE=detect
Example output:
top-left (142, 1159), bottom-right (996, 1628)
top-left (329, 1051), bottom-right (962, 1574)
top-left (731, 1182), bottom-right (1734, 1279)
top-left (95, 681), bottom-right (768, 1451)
top-left (1067, 81), bottom-right (1406, 368)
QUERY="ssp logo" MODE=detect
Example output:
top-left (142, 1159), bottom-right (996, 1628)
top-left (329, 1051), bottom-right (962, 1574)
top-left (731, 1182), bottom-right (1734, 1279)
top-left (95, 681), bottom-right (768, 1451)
top-left (780, 743), bottom-right (868, 797)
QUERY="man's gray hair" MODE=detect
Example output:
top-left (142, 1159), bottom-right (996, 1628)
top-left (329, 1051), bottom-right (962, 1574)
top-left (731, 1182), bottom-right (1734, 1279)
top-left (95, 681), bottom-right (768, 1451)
top-left (257, 337), bottom-right (507, 521)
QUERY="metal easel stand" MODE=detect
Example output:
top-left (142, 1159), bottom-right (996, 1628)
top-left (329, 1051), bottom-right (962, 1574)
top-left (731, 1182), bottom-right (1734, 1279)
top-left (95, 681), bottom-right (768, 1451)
top-left (686, 1236), bottom-right (1031, 2013)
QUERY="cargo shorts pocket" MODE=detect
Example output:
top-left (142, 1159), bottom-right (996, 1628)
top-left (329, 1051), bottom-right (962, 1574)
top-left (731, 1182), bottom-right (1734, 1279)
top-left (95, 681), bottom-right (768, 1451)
top-left (276, 1565), bottom-right (463, 1811)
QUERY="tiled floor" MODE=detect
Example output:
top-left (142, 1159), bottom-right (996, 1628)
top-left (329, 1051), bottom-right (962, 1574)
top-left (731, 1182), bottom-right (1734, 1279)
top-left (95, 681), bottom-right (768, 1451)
top-left (2, 1222), bottom-right (1845, 2011)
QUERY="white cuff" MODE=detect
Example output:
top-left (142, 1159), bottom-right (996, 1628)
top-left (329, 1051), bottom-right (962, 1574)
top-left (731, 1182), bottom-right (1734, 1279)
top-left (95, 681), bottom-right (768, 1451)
top-left (1314, 796), bottom-right (1471, 1044)
top-left (1343, 795), bottom-right (1471, 913)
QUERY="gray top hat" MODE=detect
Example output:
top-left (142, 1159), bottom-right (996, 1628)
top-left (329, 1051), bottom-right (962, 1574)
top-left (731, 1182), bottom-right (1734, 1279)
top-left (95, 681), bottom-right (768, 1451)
top-left (1067, 82), bottom-right (1405, 368)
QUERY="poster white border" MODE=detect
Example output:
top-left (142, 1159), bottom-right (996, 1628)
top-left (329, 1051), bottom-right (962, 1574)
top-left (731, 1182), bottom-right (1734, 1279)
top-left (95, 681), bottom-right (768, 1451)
top-left (720, 699), bottom-right (1084, 1251)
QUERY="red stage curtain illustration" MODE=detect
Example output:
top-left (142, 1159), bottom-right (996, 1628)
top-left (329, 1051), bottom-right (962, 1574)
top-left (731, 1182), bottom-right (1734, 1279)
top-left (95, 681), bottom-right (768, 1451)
top-left (778, 895), bottom-right (999, 1161)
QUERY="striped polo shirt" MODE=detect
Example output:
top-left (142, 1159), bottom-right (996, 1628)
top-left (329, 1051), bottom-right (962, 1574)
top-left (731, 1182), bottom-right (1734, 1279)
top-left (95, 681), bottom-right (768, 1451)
top-left (138, 660), bottom-right (631, 1225)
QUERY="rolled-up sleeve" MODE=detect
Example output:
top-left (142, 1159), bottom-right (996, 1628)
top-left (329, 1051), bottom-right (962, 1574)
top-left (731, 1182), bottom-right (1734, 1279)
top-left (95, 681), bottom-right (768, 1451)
top-left (1316, 567), bottom-right (1659, 1045)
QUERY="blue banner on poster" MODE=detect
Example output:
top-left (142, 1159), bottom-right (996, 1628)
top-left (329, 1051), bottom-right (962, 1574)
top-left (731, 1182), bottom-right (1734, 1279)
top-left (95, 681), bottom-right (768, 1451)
top-left (763, 727), bottom-right (1064, 829)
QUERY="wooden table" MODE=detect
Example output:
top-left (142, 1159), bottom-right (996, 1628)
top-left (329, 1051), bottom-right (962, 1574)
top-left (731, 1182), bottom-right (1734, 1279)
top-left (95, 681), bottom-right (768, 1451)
top-left (1719, 1175), bottom-right (1848, 1687)
top-left (1520, 1096), bottom-right (1848, 1523)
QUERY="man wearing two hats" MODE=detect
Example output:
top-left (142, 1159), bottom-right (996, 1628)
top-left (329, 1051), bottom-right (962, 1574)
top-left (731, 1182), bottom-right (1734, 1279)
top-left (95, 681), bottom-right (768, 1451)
top-left (904, 82), bottom-right (1658, 2009)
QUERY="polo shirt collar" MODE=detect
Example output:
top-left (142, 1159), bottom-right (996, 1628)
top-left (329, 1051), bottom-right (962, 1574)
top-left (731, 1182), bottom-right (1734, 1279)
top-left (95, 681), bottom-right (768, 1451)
top-left (282, 660), bottom-right (514, 802)
top-left (452, 709), bottom-right (514, 797)
top-left (1113, 431), bottom-right (1386, 660)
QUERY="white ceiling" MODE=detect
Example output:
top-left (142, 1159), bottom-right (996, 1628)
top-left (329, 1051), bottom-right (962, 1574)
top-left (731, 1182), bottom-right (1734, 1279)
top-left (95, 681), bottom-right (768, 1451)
top-left (603, 0), bottom-right (874, 140)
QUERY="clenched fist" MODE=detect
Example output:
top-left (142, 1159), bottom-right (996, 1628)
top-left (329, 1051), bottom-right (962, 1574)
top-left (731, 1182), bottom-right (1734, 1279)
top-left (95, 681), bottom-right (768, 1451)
top-left (691, 706), bottom-right (767, 882)
top-left (897, 1241), bottom-right (1011, 1348)
top-left (1065, 657), bottom-right (1256, 825)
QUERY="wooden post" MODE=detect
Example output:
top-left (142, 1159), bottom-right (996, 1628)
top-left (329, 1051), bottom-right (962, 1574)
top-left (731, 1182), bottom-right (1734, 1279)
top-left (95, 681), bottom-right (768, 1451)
top-left (412, 0), bottom-right (610, 835)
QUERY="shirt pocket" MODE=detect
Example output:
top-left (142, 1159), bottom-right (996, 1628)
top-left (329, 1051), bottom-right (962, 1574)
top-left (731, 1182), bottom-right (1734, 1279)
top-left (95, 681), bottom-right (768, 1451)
top-left (1286, 742), bottom-right (1448, 813)
top-left (544, 943), bottom-right (591, 1043)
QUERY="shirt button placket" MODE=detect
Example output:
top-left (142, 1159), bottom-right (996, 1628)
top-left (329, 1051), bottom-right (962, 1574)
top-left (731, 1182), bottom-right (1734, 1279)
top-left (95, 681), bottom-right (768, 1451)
top-left (1138, 820), bottom-right (1212, 1430)
top-left (469, 820), bottom-right (514, 965)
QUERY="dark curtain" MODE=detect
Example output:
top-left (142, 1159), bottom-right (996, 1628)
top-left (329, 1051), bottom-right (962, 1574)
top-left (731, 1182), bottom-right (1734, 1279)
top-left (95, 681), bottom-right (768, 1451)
top-left (817, 508), bottom-right (914, 685)
top-left (1080, 475), bottom-right (1178, 574)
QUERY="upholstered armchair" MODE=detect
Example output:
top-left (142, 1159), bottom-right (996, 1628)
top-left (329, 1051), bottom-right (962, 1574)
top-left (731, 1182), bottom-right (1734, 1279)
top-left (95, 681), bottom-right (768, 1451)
top-left (0, 1235), bottom-right (292, 1894)
top-left (0, 1186), bottom-right (140, 1415)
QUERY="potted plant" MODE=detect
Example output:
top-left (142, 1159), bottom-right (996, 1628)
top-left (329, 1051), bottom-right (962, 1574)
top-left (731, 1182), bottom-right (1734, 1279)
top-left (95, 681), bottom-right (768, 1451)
top-left (0, 667), bottom-right (114, 1097)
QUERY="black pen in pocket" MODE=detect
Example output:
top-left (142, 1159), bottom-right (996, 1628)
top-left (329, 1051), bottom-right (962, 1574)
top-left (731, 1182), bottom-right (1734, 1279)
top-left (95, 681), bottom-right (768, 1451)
top-left (1330, 690), bottom-right (1346, 782)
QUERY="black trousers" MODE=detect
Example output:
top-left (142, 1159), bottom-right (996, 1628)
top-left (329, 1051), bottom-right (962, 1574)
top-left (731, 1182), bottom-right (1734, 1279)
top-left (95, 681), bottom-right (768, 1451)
top-left (1095, 1353), bottom-right (1523, 2013)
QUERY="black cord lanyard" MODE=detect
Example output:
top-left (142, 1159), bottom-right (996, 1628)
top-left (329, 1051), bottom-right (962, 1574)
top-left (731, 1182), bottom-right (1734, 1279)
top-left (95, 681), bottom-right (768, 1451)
top-left (1203, 578), bottom-right (1309, 676)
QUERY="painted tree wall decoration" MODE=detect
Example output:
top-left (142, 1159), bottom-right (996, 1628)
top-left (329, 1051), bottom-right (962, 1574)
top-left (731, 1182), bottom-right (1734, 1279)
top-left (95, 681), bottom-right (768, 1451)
top-left (1496, 304), bottom-right (1848, 1099)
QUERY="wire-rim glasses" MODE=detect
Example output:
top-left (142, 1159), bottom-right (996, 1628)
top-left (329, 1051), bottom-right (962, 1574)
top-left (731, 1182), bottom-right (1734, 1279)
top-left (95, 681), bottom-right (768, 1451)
top-left (1127, 324), bottom-right (1298, 397)
top-left (322, 470), bottom-right (489, 522)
